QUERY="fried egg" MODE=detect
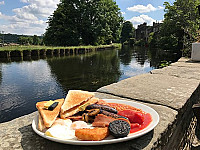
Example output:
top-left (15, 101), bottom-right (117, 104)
top-left (45, 119), bottom-right (76, 140)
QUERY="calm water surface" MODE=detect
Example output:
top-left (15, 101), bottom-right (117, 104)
top-left (0, 46), bottom-right (181, 122)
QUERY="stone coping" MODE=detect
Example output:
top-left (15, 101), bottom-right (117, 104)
top-left (1, 57), bottom-right (200, 149)
top-left (98, 58), bottom-right (200, 110)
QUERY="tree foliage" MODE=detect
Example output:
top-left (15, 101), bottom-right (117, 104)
top-left (159, 0), bottom-right (200, 54)
top-left (43, 0), bottom-right (123, 46)
top-left (18, 35), bottom-right (43, 45)
top-left (33, 35), bottom-right (40, 45)
top-left (120, 21), bottom-right (135, 44)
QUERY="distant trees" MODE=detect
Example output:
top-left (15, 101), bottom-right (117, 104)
top-left (43, 0), bottom-right (123, 46)
top-left (18, 35), bottom-right (43, 45)
top-left (120, 21), bottom-right (135, 44)
top-left (33, 35), bottom-right (40, 45)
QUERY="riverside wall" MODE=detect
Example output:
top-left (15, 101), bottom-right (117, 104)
top-left (0, 57), bottom-right (200, 150)
top-left (0, 45), bottom-right (116, 59)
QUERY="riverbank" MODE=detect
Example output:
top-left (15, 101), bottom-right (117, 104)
top-left (0, 44), bottom-right (121, 58)
top-left (0, 57), bottom-right (200, 149)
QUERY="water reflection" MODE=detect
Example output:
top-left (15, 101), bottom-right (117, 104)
top-left (47, 50), bottom-right (121, 92)
top-left (0, 47), bottom-right (181, 123)
top-left (119, 46), bottom-right (152, 80)
top-left (148, 48), bottom-right (182, 68)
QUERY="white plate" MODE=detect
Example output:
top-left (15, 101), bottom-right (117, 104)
top-left (32, 99), bottom-right (159, 145)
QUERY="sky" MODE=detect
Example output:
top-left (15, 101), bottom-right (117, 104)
top-left (0, 0), bottom-right (175, 36)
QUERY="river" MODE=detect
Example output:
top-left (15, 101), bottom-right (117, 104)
top-left (0, 46), bottom-right (181, 123)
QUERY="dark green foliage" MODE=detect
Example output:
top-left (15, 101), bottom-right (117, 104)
top-left (120, 21), bottom-right (135, 44)
top-left (33, 35), bottom-right (40, 45)
top-left (18, 36), bottom-right (33, 45)
top-left (44, 0), bottom-right (123, 46)
top-left (159, 0), bottom-right (200, 55)
top-left (134, 39), bottom-right (146, 47)
top-left (129, 38), bottom-right (135, 45)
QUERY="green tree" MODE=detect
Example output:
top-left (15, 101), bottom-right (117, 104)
top-left (44, 0), bottom-right (123, 46)
top-left (18, 36), bottom-right (33, 45)
top-left (159, 0), bottom-right (200, 54)
top-left (28, 37), bottom-right (33, 45)
top-left (33, 35), bottom-right (39, 45)
top-left (120, 21), bottom-right (135, 44)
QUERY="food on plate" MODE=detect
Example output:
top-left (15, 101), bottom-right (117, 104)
top-left (115, 118), bottom-right (131, 126)
top-left (36, 99), bottom-right (64, 131)
top-left (75, 127), bottom-right (109, 141)
top-left (92, 114), bottom-right (116, 127)
top-left (47, 102), bottom-right (59, 111)
top-left (38, 113), bottom-right (46, 132)
top-left (70, 121), bottom-right (90, 130)
top-left (67, 115), bottom-right (82, 121)
top-left (87, 109), bottom-right (101, 116)
top-left (60, 90), bottom-right (98, 118)
top-left (35, 90), bottom-right (153, 142)
top-left (45, 119), bottom-right (74, 140)
top-left (117, 109), bottom-right (153, 134)
top-left (81, 109), bottom-right (100, 123)
top-left (45, 124), bottom-right (76, 140)
top-left (60, 97), bottom-right (99, 118)
top-left (130, 123), bottom-right (140, 129)
top-left (82, 113), bottom-right (93, 123)
top-left (52, 118), bottom-right (72, 127)
top-left (61, 90), bottom-right (94, 113)
top-left (118, 110), bottom-right (144, 124)
top-left (44, 100), bottom-right (56, 109)
top-left (100, 110), bottom-right (128, 119)
top-left (97, 100), bottom-right (142, 112)
top-left (86, 104), bottom-right (118, 114)
top-left (109, 120), bottom-right (131, 138)
top-left (129, 113), bottom-right (152, 134)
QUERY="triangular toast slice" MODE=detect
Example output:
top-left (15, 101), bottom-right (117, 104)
top-left (60, 97), bottom-right (99, 118)
top-left (38, 112), bottom-right (46, 132)
top-left (61, 90), bottom-right (94, 113)
top-left (36, 98), bottom-right (64, 128)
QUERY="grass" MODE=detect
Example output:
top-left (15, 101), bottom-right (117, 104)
top-left (0, 43), bottom-right (121, 51)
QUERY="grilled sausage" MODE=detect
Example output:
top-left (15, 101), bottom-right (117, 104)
top-left (86, 104), bottom-right (118, 114)
top-left (100, 110), bottom-right (128, 120)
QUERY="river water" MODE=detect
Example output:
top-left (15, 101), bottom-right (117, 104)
top-left (0, 46), bottom-right (181, 123)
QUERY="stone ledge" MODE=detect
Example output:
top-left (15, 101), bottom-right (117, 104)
top-left (97, 73), bottom-right (199, 110)
top-left (170, 58), bottom-right (200, 68)
top-left (151, 58), bottom-right (200, 80)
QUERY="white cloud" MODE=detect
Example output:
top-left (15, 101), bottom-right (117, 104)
top-left (0, 1), bottom-right (4, 5)
top-left (127, 4), bottom-right (164, 13)
top-left (158, 6), bottom-right (164, 10)
top-left (128, 14), bottom-right (157, 28)
top-left (0, 0), bottom-right (60, 35)
top-left (15, 1), bottom-right (59, 18)
top-left (121, 11), bottom-right (126, 15)
top-left (1, 19), bottom-right (47, 35)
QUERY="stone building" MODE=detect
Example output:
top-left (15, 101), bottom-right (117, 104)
top-left (135, 22), bottom-right (162, 42)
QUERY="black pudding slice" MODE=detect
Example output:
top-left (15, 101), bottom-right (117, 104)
top-left (108, 120), bottom-right (131, 138)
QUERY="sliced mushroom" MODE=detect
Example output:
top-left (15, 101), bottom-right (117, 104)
top-left (82, 113), bottom-right (89, 122)
top-left (87, 109), bottom-right (100, 116)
